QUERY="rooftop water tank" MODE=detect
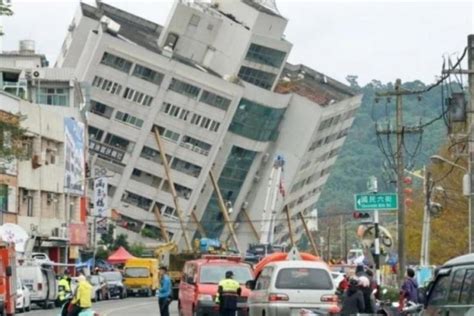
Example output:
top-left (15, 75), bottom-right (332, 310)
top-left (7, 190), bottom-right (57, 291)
top-left (19, 40), bottom-right (35, 54)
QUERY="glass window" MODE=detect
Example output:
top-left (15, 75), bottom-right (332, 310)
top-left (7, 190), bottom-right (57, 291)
top-left (229, 98), bottom-right (285, 142)
top-left (168, 78), bottom-right (201, 99)
top-left (90, 100), bottom-right (113, 118)
top-left (104, 133), bottom-right (130, 151)
top-left (199, 90), bottom-right (231, 111)
top-left (200, 146), bottom-right (256, 235)
top-left (275, 268), bottom-right (333, 290)
top-left (238, 66), bottom-right (276, 90)
top-left (428, 274), bottom-right (451, 306)
top-left (38, 87), bottom-right (69, 106)
top-left (115, 111), bottom-right (144, 128)
top-left (88, 126), bottom-right (104, 141)
top-left (100, 52), bottom-right (132, 73)
top-left (189, 14), bottom-right (201, 27)
top-left (256, 267), bottom-right (274, 290)
top-left (124, 268), bottom-right (149, 278)
top-left (448, 269), bottom-right (465, 304)
top-left (0, 185), bottom-right (8, 213)
top-left (460, 269), bottom-right (474, 304)
top-left (245, 43), bottom-right (286, 68)
top-left (199, 265), bottom-right (252, 284)
top-left (132, 64), bottom-right (164, 85)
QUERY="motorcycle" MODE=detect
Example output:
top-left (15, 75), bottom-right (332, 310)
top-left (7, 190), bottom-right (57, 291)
top-left (57, 294), bottom-right (99, 316)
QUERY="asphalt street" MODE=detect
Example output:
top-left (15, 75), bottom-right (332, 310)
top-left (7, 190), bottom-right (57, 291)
top-left (25, 297), bottom-right (178, 316)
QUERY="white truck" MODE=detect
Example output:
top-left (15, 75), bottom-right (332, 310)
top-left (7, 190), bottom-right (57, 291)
top-left (17, 260), bottom-right (57, 309)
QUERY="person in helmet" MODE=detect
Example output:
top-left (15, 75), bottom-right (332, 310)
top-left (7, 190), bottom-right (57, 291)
top-left (57, 271), bottom-right (71, 307)
top-left (215, 271), bottom-right (241, 316)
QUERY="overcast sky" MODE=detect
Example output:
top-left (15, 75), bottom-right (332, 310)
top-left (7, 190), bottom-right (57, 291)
top-left (2, 0), bottom-right (473, 85)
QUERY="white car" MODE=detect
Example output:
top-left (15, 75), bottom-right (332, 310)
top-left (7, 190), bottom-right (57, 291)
top-left (331, 272), bottom-right (345, 288)
top-left (16, 278), bottom-right (31, 313)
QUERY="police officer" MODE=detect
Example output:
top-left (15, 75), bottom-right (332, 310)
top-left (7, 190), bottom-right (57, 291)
top-left (57, 271), bottom-right (71, 307)
top-left (216, 271), bottom-right (241, 316)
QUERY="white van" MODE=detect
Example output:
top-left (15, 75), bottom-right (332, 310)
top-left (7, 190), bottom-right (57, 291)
top-left (248, 260), bottom-right (338, 316)
top-left (17, 262), bottom-right (57, 309)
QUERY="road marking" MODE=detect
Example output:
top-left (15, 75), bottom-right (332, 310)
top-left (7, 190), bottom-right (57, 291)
top-left (102, 301), bottom-right (155, 316)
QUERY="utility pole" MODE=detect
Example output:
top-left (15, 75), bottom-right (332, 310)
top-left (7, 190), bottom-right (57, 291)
top-left (468, 34), bottom-right (474, 253)
top-left (327, 227), bottom-right (331, 262)
top-left (420, 168), bottom-right (432, 266)
top-left (376, 80), bottom-right (423, 283)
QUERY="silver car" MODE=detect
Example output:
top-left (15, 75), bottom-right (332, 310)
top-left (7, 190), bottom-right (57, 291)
top-left (248, 260), bottom-right (339, 316)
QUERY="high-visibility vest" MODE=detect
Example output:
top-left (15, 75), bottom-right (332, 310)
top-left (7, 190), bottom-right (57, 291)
top-left (58, 278), bottom-right (71, 301)
top-left (215, 278), bottom-right (240, 303)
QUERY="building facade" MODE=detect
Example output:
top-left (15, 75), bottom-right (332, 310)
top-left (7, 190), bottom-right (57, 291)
top-left (0, 41), bottom-right (88, 262)
top-left (56, 0), bottom-right (361, 250)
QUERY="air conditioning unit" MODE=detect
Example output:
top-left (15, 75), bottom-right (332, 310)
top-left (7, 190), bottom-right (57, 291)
top-left (31, 69), bottom-right (44, 79)
top-left (183, 143), bottom-right (193, 150)
top-left (59, 227), bottom-right (68, 239)
top-left (46, 193), bottom-right (53, 204)
top-left (51, 227), bottom-right (59, 237)
top-left (100, 16), bottom-right (121, 34)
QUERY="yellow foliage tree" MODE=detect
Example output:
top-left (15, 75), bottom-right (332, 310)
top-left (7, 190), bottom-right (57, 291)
top-left (406, 145), bottom-right (469, 265)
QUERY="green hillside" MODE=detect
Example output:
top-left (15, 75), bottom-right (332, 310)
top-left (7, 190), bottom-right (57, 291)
top-left (316, 79), bottom-right (448, 214)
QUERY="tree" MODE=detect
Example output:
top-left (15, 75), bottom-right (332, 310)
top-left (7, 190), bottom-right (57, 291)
top-left (112, 234), bottom-right (129, 251)
top-left (129, 242), bottom-right (146, 257)
top-left (406, 145), bottom-right (469, 265)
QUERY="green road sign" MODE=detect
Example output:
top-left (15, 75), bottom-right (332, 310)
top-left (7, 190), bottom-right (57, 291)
top-left (354, 193), bottom-right (398, 211)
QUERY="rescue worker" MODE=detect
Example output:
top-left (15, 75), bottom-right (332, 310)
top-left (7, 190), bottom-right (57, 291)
top-left (68, 274), bottom-right (92, 316)
top-left (215, 271), bottom-right (241, 316)
top-left (57, 272), bottom-right (72, 307)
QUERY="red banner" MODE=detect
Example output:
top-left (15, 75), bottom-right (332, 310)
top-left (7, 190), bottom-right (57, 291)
top-left (69, 223), bottom-right (88, 245)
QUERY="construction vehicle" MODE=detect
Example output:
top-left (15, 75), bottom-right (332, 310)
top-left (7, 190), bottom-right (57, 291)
top-left (0, 243), bottom-right (16, 316)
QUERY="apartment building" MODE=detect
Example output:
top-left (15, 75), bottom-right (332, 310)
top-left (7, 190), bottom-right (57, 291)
top-left (0, 42), bottom-right (88, 262)
top-left (57, 0), bottom-right (361, 250)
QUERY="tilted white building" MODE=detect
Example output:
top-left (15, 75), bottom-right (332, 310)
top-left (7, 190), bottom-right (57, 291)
top-left (56, 0), bottom-right (361, 250)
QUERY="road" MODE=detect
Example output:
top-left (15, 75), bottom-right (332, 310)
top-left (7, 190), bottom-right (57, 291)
top-left (26, 297), bottom-right (178, 316)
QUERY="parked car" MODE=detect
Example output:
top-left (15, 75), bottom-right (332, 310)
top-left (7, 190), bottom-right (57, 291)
top-left (423, 253), bottom-right (474, 316)
top-left (31, 253), bottom-right (53, 265)
top-left (89, 275), bottom-right (109, 301)
top-left (100, 271), bottom-right (127, 299)
top-left (247, 260), bottom-right (339, 316)
top-left (331, 272), bottom-right (345, 288)
top-left (16, 278), bottom-right (31, 313)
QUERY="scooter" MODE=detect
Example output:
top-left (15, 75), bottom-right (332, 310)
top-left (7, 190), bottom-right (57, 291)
top-left (57, 294), bottom-right (99, 316)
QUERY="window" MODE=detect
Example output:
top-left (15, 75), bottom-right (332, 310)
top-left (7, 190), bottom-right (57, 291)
top-left (427, 274), bottom-right (451, 306)
top-left (38, 88), bottom-right (69, 106)
top-left (162, 103), bottom-right (190, 121)
top-left (448, 269), bottom-right (466, 304)
top-left (92, 76), bottom-right (122, 96)
top-left (100, 52), bottom-right (132, 73)
top-left (0, 184), bottom-right (8, 213)
top-left (168, 78), bottom-right (200, 99)
top-left (245, 43), bottom-right (286, 68)
top-left (90, 100), bottom-right (113, 118)
top-left (238, 66), bottom-right (276, 90)
top-left (256, 267), bottom-right (273, 290)
top-left (199, 265), bottom-right (252, 284)
top-left (200, 90), bottom-right (231, 111)
top-left (188, 14), bottom-right (201, 27)
top-left (104, 133), bottom-right (130, 151)
top-left (132, 64), bottom-right (164, 85)
top-left (181, 136), bottom-right (212, 155)
top-left (88, 126), bottom-right (104, 141)
top-left (275, 268), bottom-right (332, 290)
top-left (229, 98), bottom-right (285, 142)
top-left (460, 269), bottom-right (474, 304)
top-left (115, 111), bottom-right (144, 128)
top-left (163, 130), bottom-right (180, 142)
top-left (122, 87), bottom-right (153, 106)
top-left (171, 158), bottom-right (202, 177)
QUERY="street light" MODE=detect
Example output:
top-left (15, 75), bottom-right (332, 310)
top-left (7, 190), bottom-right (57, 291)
top-left (430, 155), bottom-right (468, 172)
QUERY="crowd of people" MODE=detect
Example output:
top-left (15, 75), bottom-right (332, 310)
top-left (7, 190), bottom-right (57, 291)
top-left (338, 265), bottom-right (419, 315)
